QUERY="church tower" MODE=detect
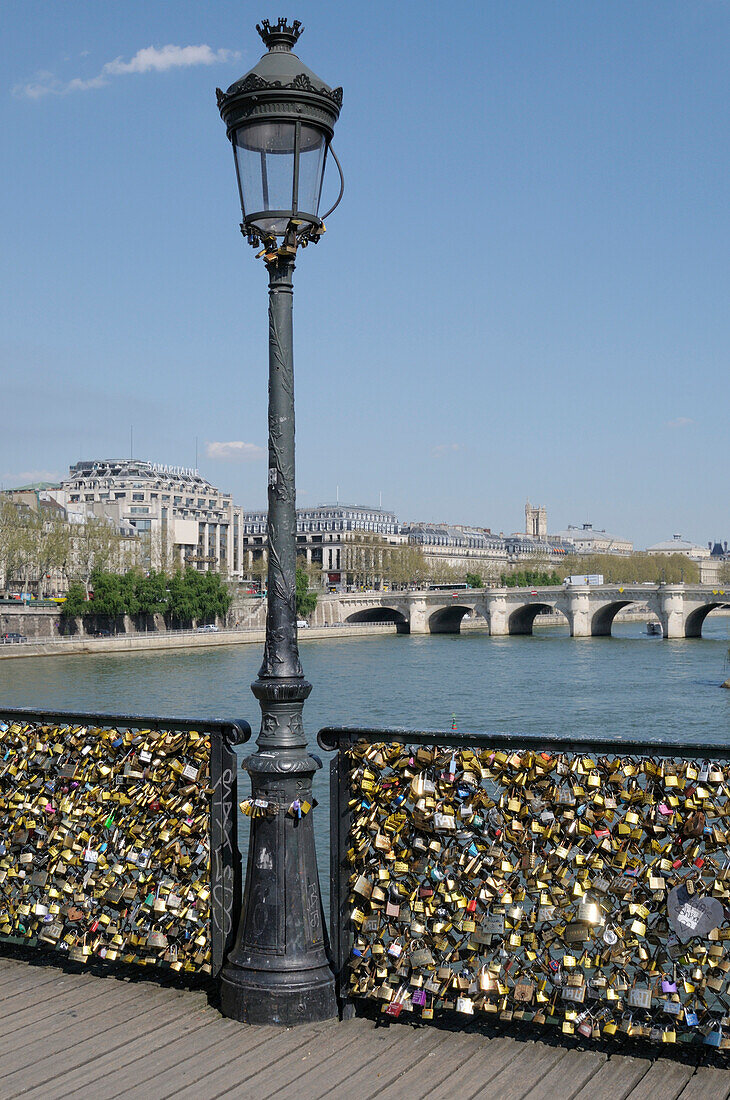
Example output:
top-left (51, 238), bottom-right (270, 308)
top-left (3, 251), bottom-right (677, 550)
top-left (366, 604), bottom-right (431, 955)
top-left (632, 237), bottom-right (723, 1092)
top-left (525, 499), bottom-right (547, 538)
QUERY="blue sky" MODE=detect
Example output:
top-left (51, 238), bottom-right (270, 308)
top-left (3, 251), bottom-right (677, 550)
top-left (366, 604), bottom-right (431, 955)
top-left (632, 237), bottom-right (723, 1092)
top-left (1, 1), bottom-right (728, 548)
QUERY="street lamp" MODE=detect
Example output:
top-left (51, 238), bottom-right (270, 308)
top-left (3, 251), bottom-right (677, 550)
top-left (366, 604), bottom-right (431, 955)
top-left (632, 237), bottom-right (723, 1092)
top-left (216, 18), bottom-right (342, 1025)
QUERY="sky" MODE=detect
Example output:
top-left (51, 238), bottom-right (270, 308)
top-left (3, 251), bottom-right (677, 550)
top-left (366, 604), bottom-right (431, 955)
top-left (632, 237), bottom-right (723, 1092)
top-left (1, 1), bottom-right (728, 548)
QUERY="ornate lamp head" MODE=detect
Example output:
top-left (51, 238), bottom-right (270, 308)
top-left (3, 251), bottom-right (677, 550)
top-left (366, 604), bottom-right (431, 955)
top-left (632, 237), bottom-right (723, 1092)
top-left (217, 18), bottom-right (343, 252)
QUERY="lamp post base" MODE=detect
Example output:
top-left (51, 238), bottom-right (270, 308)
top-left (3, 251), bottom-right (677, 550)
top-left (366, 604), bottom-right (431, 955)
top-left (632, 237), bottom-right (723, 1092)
top-left (220, 679), bottom-right (337, 1026)
top-left (220, 960), bottom-right (338, 1025)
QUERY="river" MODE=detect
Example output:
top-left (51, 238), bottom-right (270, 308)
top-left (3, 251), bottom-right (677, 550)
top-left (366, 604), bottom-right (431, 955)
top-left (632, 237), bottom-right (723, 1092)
top-left (2, 619), bottom-right (728, 912)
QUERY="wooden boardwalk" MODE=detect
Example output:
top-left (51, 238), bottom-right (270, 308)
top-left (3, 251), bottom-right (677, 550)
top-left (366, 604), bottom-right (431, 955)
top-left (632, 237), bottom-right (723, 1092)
top-left (0, 955), bottom-right (728, 1100)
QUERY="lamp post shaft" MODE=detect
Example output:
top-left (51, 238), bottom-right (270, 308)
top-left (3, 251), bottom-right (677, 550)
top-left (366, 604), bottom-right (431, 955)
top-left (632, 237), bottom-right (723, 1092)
top-left (219, 255), bottom-right (337, 1026)
top-left (261, 256), bottom-right (301, 683)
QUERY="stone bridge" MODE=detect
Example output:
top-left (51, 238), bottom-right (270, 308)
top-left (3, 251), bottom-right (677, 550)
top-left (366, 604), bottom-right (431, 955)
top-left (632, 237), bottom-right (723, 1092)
top-left (310, 584), bottom-right (730, 639)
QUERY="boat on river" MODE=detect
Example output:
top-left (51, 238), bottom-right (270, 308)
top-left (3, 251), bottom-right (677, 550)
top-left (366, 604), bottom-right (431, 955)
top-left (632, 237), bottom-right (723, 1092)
top-left (646, 621), bottom-right (663, 636)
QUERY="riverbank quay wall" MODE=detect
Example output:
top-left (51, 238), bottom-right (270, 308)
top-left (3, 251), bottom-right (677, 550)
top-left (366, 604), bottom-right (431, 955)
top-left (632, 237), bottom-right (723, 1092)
top-left (0, 605), bottom-right (61, 639)
top-left (0, 622), bottom-right (399, 659)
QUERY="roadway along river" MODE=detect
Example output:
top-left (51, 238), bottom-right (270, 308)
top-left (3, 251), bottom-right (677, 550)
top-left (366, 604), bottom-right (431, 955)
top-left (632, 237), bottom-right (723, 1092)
top-left (2, 619), bottom-right (728, 914)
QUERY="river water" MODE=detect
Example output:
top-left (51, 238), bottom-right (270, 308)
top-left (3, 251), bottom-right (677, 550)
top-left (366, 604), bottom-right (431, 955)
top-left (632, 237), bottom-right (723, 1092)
top-left (2, 620), bottom-right (729, 911)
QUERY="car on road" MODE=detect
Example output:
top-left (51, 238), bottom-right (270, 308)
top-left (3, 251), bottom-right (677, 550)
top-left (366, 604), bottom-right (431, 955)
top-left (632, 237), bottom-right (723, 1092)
top-left (297, 620), bottom-right (310, 628)
top-left (196, 624), bottom-right (220, 632)
top-left (1, 632), bottom-right (27, 644)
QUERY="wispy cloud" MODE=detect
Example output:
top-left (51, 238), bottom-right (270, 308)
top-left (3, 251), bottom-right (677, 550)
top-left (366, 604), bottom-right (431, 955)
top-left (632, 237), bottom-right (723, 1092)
top-left (666, 417), bottom-right (694, 429)
top-left (432, 443), bottom-right (460, 458)
top-left (205, 441), bottom-right (265, 462)
top-left (14, 44), bottom-right (238, 100)
top-left (1, 469), bottom-right (63, 487)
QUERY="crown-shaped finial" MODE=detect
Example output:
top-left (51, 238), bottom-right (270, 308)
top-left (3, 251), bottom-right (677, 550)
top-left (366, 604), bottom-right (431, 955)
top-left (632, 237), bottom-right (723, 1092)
top-left (256, 17), bottom-right (303, 52)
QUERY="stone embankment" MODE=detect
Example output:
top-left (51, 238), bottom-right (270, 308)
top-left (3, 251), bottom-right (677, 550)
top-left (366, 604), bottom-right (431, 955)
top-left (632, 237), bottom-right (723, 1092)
top-left (0, 622), bottom-right (398, 660)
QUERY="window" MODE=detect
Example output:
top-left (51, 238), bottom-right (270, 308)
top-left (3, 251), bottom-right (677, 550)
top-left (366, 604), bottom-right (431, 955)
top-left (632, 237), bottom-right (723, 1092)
top-left (132, 493), bottom-right (144, 502)
top-left (130, 507), bottom-right (149, 514)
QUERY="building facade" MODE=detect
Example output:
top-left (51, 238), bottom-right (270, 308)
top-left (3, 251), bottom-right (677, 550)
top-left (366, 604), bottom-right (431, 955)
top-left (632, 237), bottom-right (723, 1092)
top-left (57, 460), bottom-right (241, 576)
top-left (403, 523), bottom-right (509, 578)
top-left (239, 504), bottom-right (406, 588)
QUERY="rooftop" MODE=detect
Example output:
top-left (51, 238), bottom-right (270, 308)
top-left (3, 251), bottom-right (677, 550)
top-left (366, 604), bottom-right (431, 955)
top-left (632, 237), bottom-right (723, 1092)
top-left (646, 533), bottom-right (710, 555)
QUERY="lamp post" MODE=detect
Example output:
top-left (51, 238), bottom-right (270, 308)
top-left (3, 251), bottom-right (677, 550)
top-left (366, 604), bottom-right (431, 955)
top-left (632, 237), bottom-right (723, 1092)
top-left (216, 18), bottom-right (342, 1025)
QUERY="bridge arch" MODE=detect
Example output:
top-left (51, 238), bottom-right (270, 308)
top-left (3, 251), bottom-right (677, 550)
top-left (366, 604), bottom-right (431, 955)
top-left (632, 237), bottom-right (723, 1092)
top-left (590, 601), bottom-right (633, 638)
top-left (345, 607), bottom-right (409, 634)
top-left (508, 602), bottom-right (566, 636)
top-left (683, 603), bottom-right (729, 639)
top-left (427, 604), bottom-right (486, 634)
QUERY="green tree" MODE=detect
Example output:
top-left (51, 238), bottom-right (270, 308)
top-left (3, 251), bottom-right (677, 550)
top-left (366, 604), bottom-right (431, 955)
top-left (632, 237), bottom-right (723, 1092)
top-left (499, 568), bottom-right (561, 588)
top-left (199, 569), bottom-right (233, 622)
top-left (135, 571), bottom-right (169, 616)
top-left (167, 569), bottom-right (200, 626)
top-left (465, 572), bottom-right (482, 589)
top-left (87, 569), bottom-right (126, 619)
top-left (296, 568), bottom-right (317, 619)
top-left (60, 582), bottom-right (87, 619)
top-left (165, 567), bottom-right (232, 626)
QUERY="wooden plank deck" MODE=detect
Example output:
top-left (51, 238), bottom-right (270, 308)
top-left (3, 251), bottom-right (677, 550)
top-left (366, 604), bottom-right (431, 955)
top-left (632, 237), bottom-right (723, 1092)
top-left (0, 955), bottom-right (728, 1100)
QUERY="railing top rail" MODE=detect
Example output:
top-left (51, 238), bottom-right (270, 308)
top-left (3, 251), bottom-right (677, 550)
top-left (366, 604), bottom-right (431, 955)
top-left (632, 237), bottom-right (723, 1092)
top-left (0, 705), bottom-right (251, 745)
top-left (317, 724), bottom-right (730, 760)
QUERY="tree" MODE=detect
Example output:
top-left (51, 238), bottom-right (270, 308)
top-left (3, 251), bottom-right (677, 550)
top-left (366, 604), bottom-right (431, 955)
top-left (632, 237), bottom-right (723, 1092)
top-left (555, 553), bottom-right (699, 585)
top-left (296, 554), bottom-right (322, 588)
top-left (0, 502), bottom-right (34, 592)
top-left (87, 569), bottom-right (127, 620)
top-left (296, 569), bottom-right (317, 619)
top-left (61, 582), bottom-right (87, 619)
top-left (72, 517), bottom-right (125, 596)
top-left (38, 515), bottom-right (73, 594)
top-left (249, 554), bottom-right (268, 589)
top-left (385, 545), bottom-right (430, 589)
top-left (135, 571), bottom-right (168, 616)
top-left (166, 567), bottom-right (232, 626)
top-left (465, 572), bottom-right (482, 589)
top-left (500, 567), bottom-right (561, 588)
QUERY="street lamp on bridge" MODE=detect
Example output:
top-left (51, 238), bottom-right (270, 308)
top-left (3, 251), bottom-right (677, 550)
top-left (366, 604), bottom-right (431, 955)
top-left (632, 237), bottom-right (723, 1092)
top-left (216, 17), bottom-right (343, 1025)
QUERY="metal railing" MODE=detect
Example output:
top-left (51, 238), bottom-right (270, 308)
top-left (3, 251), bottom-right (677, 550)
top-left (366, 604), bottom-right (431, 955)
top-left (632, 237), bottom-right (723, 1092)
top-left (319, 725), bottom-right (730, 1049)
top-left (0, 707), bottom-right (251, 977)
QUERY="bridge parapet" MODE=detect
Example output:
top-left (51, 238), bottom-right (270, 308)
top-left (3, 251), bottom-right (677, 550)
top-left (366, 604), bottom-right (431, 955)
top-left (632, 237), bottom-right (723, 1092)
top-left (318, 583), bottom-right (727, 638)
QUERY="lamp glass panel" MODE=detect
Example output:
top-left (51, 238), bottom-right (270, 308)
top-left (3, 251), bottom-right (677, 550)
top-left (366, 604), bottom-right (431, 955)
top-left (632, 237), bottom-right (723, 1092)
top-left (234, 121), bottom-right (296, 235)
top-left (296, 125), bottom-right (327, 219)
